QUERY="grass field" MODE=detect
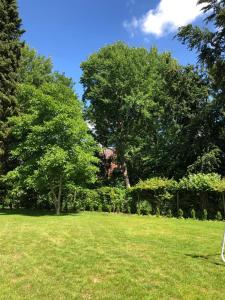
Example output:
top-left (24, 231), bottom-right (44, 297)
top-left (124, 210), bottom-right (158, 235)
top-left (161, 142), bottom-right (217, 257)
top-left (0, 211), bottom-right (225, 300)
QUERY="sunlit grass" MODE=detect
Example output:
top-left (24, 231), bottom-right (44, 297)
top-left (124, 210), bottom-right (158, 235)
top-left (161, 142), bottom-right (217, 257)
top-left (0, 211), bottom-right (225, 299)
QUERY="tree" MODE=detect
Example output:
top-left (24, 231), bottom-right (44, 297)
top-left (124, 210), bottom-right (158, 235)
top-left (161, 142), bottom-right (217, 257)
top-left (177, 0), bottom-right (225, 176)
top-left (18, 45), bottom-right (53, 87)
top-left (81, 43), bottom-right (173, 187)
top-left (5, 79), bottom-right (99, 214)
top-left (157, 65), bottom-right (210, 178)
top-left (0, 0), bottom-right (24, 176)
top-left (81, 42), bottom-right (212, 185)
top-left (177, 0), bottom-right (225, 92)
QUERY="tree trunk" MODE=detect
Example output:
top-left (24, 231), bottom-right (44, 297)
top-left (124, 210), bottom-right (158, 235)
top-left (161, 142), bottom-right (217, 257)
top-left (51, 186), bottom-right (57, 214)
top-left (122, 161), bottom-right (130, 188)
top-left (56, 176), bottom-right (62, 215)
top-left (51, 177), bottom-right (62, 216)
top-left (176, 192), bottom-right (179, 212)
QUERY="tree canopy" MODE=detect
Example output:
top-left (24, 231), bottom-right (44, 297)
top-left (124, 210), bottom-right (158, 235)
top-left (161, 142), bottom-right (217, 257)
top-left (0, 0), bottom-right (24, 178)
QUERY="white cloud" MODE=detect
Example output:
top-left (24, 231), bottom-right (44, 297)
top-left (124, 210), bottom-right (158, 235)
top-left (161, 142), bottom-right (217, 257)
top-left (123, 17), bottom-right (139, 30)
top-left (123, 17), bottom-right (139, 37)
top-left (124, 0), bottom-right (204, 37)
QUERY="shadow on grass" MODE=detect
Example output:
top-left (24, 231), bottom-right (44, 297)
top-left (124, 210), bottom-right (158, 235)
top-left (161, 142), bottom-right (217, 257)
top-left (185, 253), bottom-right (225, 267)
top-left (0, 209), bottom-right (80, 217)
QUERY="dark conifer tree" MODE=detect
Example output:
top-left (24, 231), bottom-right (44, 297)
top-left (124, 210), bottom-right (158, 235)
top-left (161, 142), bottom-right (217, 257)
top-left (0, 0), bottom-right (24, 177)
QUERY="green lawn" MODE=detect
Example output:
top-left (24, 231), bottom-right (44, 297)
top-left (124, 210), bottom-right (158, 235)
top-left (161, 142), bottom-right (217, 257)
top-left (0, 211), bottom-right (225, 299)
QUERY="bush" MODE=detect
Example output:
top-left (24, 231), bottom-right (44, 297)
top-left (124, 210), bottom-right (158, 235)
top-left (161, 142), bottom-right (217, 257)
top-left (178, 209), bottom-right (184, 219)
top-left (156, 207), bottom-right (160, 217)
top-left (167, 209), bottom-right (172, 218)
top-left (130, 178), bottom-right (176, 214)
top-left (98, 203), bottom-right (102, 212)
top-left (106, 204), bottom-right (112, 213)
top-left (190, 209), bottom-right (196, 220)
top-left (137, 201), bottom-right (152, 215)
top-left (216, 211), bottom-right (222, 221)
top-left (202, 209), bottom-right (208, 220)
top-left (59, 175), bottom-right (225, 221)
top-left (178, 173), bottom-right (221, 192)
top-left (97, 187), bottom-right (126, 212)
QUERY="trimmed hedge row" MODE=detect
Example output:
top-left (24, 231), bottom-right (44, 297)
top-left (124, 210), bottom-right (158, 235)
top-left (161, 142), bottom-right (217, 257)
top-left (64, 174), bottom-right (225, 220)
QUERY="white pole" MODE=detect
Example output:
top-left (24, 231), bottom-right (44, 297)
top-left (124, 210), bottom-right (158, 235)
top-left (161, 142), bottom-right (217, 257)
top-left (222, 228), bottom-right (225, 263)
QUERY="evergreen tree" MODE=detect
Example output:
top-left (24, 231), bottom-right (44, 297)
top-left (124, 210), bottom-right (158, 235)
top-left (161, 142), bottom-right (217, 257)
top-left (177, 0), bottom-right (225, 176)
top-left (0, 0), bottom-right (24, 177)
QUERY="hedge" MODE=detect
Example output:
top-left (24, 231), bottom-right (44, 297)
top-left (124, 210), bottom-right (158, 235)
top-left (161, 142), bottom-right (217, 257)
top-left (2, 173), bottom-right (225, 220)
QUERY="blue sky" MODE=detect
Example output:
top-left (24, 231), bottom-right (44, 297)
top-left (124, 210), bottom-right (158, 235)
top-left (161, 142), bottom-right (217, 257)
top-left (18, 0), bottom-right (204, 98)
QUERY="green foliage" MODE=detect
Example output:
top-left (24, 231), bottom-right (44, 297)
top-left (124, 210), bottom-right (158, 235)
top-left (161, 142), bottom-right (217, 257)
top-left (202, 209), bottom-right (208, 221)
top-left (191, 209), bottom-right (196, 220)
top-left (81, 43), bottom-right (205, 185)
top-left (97, 187), bottom-right (126, 213)
top-left (211, 179), bottom-right (225, 193)
top-left (187, 147), bottom-right (222, 174)
top-left (4, 80), bottom-right (99, 214)
top-left (136, 201), bottom-right (152, 215)
top-left (178, 173), bottom-right (221, 192)
top-left (0, 0), bottom-right (24, 186)
top-left (19, 46), bottom-right (53, 87)
top-left (98, 203), bottom-right (102, 212)
top-left (156, 207), bottom-right (160, 217)
top-left (106, 204), bottom-right (112, 213)
top-left (178, 209), bottom-right (184, 219)
top-left (133, 178), bottom-right (176, 192)
top-left (177, 1), bottom-right (225, 81)
top-left (177, 1), bottom-right (225, 178)
top-left (81, 42), bottom-right (154, 186)
top-left (216, 211), bottom-right (222, 221)
top-left (167, 209), bottom-right (172, 218)
top-left (130, 177), bottom-right (175, 215)
top-left (83, 190), bottom-right (99, 211)
top-left (67, 187), bottom-right (127, 214)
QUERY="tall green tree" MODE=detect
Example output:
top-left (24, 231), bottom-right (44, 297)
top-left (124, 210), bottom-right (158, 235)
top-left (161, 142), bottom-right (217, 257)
top-left (0, 0), bottom-right (24, 176)
top-left (5, 80), bottom-right (99, 214)
top-left (177, 0), bottom-right (225, 93)
top-left (18, 45), bottom-right (53, 88)
top-left (177, 0), bottom-right (225, 176)
top-left (81, 43), bottom-right (168, 187)
top-left (127, 63), bottom-right (210, 180)
top-left (81, 42), bottom-right (210, 184)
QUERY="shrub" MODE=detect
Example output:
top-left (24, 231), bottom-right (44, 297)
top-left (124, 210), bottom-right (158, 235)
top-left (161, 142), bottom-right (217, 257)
top-left (167, 209), bottom-right (172, 218)
top-left (178, 173), bottom-right (221, 192)
top-left (133, 178), bottom-right (176, 192)
top-left (216, 211), bottom-right (222, 221)
top-left (178, 209), bottom-right (184, 219)
top-left (131, 178), bottom-right (176, 214)
top-left (137, 201), bottom-right (152, 215)
top-left (84, 190), bottom-right (99, 211)
top-left (97, 187), bottom-right (126, 212)
top-left (190, 209), bottom-right (196, 220)
top-left (98, 203), bottom-right (102, 212)
top-left (106, 204), bottom-right (112, 213)
top-left (202, 209), bottom-right (208, 220)
top-left (156, 207), bottom-right (160, 217)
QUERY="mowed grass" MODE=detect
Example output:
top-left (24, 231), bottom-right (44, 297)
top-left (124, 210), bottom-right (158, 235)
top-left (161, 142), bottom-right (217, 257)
top-left (0, 211), bottom-right (225, 300)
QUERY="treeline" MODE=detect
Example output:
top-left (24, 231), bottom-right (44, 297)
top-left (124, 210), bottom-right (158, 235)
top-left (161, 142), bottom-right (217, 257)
top-left (1, 0), bottom-right (225, 216)
top-left (18, 173), bottom-right (225, 220)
